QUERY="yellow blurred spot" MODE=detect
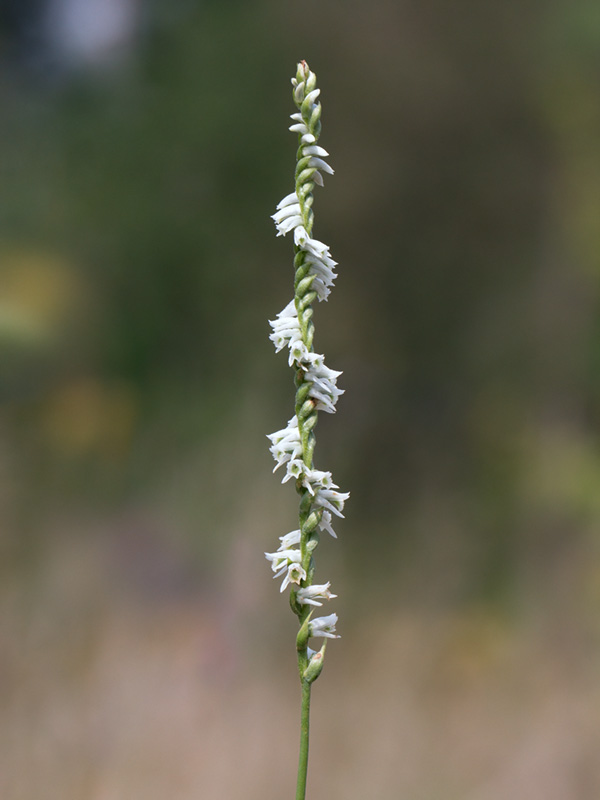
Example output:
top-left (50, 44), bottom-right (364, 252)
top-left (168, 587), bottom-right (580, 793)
top-left (0, 248), bottom-right (84, 349)
top-left (41, 378), bottom-right (138, 460)
top-left (525, 429), bottom-right (600, 519)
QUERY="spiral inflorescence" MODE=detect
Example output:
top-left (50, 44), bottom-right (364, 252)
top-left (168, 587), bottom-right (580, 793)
top-left (266, 62), bottom-right (348, 680)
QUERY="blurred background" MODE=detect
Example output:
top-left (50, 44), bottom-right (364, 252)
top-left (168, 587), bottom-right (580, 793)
top-left (2, 0), bottom-right (600, 797)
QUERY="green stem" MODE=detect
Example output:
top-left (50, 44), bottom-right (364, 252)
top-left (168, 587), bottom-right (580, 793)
top-left (295, 679), bottom-right (312, 800)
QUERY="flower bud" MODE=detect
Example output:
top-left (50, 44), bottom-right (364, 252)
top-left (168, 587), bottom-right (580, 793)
top-left (302, 510), bottom-right (321, 534)
top-left (296, 612), bottom-right (313, 651)
top-left (303, 644), bottom-right (326, 683)
top-left (296, 60), bottom-right (310, 83)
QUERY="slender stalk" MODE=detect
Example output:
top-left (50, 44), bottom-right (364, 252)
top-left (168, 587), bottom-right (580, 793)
top-left (295, 680), bottom-right (312, 800)
top-left (265, 61), bottom-right (348, 798)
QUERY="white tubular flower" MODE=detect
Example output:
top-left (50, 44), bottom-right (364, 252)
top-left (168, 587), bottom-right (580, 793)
top-left (306, 372), bottom-right (344, 414)
top-left (294, 226), bottom-right (332, 261)
top-left (288, 338), bottom-right (310, 367)
top-left (289, 122), bottom-right (309, 134)
top-left (277, 191), bottom-right (302, 208)
top-left (302, 145), bottom-right (329, 158)
top-left (265, 547), bottom-right (302, 577)
top-left (280, 562), bottom-right (307, 592)
top-left (282, 458), bottom-right (305, 484)
top-left (304, 253), bottom-right (338, 301)
top-left (267, 416), bottom-right (302, 471)
top-left (308, 157), bottom-right (334, 176)
top-left (308, 383), bottom-right (344, 414)
top-left (318, 509), bottom-right (338, 538)
top-left (302, 353), bottom-right (342, 381)
top-left (269, 300), bottom-right (302, 352)
top-left (298, 144), bottom-right (334, 187)
top-left (289, 114), bottom-right (318, 145)
top-left (301, 356), bottom-right (344, 413)
top-left (313, 488), bottom-right (350, 518)
top-left (302, 88), bottom-right (321, 106)
top-left (302, 467), bottom-right (338, 496)
top-left (265, 548), bottom-right (307, 592)
top-left (309, 613), bottom-right (339, 639)
top-left (278, 529), bottom-right (301, 549)
top-left (269, 300), bottom-right (311, 367)
top-left (296, 582), bottom-right (337, 607)
top-left (272, 200), bottom-right (303, 237)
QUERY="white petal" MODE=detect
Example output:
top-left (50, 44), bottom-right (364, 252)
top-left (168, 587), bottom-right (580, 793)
top-left (308, 157), bottom-right (334, 175)
top-left (277, 192), bottom-right (300, 209)
top-left (309, 612), bottom-right (339, 638)
top-left (318, 510), bottom-right (337, 538)
top-left (303, 88), bottom-right (320, 106)
top-left (302, 145), bottom-right (329, 157)
top-left (278, 529), bottom-right (301, 549)
top-left (276, 215), bottom-right (303, 236)
top-left (272, 203), bottom-right (301, 223)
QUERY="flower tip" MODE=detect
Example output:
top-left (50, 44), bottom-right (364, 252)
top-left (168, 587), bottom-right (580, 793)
top-left (297, 60), bottom-right (310, 79)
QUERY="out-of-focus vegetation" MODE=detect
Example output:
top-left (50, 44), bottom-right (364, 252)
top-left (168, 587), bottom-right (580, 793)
top-left (2, 1), bottom-right (600, 798)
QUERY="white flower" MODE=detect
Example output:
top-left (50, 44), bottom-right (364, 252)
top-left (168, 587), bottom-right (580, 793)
top-left (302, 354), bottom-right (344, 413)
top-left (297, 145), bottom-right (334, 185)
top-left (296, 582), bottom-right (337, 607)
top-left (318, 509), bottom-right (338, 538)
top-left (278, 529), bottom-right (301, 549)
top-left (282, 458), bottom-right (305, 484)
top-left (308, 157), bottom-right (334, 176)
top-left (309, 613), bottom-right (339, 639)
top-left (289, 121), bottom-right (309, 135)
top-left (294, 226), bottom-right (331, 260)
top-left (302, 353), bottom-right (342, 381)
top-left (268, 302), bottom-right (311, 366)
top-left (288, 338), bottom-right (310, 367)
top-left (292, 83), bottom-right (305, 104)
top-left (264, 548), bottom-right (306, 592)
top-left (272, 203), bottom-right (302, 224)
top-left (268, 300), bottom-right (302, 353)
top-left (303, 88), bottom-right (321, 107)
top-left (307, 383), bottom-right (343, 414)
top-left (281, 562), bottom-right (307, 592)
top-left (304, 253), bottom-right (338, 301)
top-left (305, 251), bottom-right (337, 275)
top-left (267, 416), bottom-right (302, 471)
top-left (272, 197), bottom-right (304, 237)
top-left (302, 145), bottom-right (329, 159)
top-left (289, 113), bottom-right (315, 140)
top-left (313, 487), bottom-right (350, 518)
top-left (302, 467), bottom-right (338, 496)
top-left (264, 547), bottom-right (301, 577)
top-left (277, 191), bottom-right (301, 208)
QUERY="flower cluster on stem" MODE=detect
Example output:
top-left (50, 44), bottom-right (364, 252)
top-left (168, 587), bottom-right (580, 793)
top-left (265, 61), bottom-right (348, 704)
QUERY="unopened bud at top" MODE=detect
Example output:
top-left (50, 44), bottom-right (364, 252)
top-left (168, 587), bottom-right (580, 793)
top-left (296, 60), bottom-right (311, 84)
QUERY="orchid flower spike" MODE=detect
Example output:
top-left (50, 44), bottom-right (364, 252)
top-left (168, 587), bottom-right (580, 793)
top-left (264, 61), bottom-right (349, 800)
